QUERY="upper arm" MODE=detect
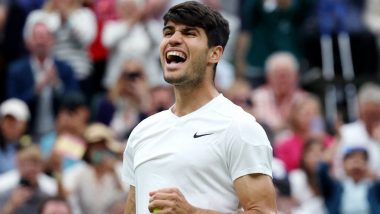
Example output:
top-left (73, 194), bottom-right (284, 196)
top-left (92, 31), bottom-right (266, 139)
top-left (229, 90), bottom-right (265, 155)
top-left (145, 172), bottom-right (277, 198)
top-left (234, 174), bottom-right (277, 213)
top-left (124, 185), bottom-right (136, 214)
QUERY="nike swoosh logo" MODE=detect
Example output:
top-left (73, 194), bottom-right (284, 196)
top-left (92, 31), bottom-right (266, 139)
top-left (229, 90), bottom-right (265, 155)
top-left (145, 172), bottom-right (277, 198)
top-left (193, 132), bottom-right (213, 138)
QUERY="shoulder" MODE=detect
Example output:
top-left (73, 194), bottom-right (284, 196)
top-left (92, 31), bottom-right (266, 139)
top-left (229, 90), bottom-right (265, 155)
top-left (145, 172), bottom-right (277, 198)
top-left (71, 7), bottom-right (95, 19)
top-left (218, 96), bottom-right (270, 147)
top-left (127, 110), bottom-right (172, 145)
top-left (289, 169), bottom-right (306, 183)
top-left (0, 170), bottom-right (19, 193)
top-left (8, 57), bottom-right (31, 72)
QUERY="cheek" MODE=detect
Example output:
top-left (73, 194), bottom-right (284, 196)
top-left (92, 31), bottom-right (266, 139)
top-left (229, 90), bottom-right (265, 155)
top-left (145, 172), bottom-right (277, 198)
top-left (159, 40), bottom-right (167, 58)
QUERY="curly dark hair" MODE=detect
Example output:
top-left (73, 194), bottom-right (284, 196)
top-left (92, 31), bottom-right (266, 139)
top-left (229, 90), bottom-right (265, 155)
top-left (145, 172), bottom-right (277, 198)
top-left (163, 1), bottom-right (230, 49)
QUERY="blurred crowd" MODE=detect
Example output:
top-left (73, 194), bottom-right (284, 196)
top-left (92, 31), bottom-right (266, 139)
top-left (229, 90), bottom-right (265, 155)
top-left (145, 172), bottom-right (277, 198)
top-left (0, 0), bottom-right (379, 214)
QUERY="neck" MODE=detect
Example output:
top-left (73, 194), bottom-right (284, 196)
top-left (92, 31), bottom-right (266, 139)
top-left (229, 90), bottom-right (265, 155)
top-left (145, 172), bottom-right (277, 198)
top-left (172, 81), bottom-right (219, 117)
top-left (35, 55), bottom-right (48, 64)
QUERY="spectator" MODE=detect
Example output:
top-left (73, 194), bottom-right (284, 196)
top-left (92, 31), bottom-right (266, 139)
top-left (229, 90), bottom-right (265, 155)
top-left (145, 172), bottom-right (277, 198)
top-left (0, 98), bottom-right (30, 174)
top-left (336, 83), bottom-right (380, 178)
top-left (251, 52), bottom-right (307, 135)
top-left (68, 123), bottom-right (125, 214)
top-left (40, 92), bottom-right (89, 173)
top-left (26, 0), bottom-right (97, 95)
top-left (0, 145), bottom-right (56, 214)
top-left (289, 138), bottom-right (326, 214)
top-left (318, 145), bottom-right (380, 214)
top-left (101, 0), bottom-right (162, 89)
top-left (0, 146), bottom-right (57, 195)
top-left (236, 0), bottom-right (311, 86)
top-left (39, 196), bottom-right (71, 214)
top-left (94, 58), bottom-right (153, 140)
top-left (6, 21), bottom-right (78, 139)
top-left (275, 94), bottom-right (333, 172)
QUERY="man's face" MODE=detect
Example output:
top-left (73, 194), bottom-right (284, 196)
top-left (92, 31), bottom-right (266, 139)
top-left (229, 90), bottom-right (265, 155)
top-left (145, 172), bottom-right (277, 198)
top-left (267, 61), bottom-right (297, 97)
top-left (359, 102), bottom-right (380, 136)
top-left (119, 60), bottom-right (144, 95)
top-left (18, 158), bottom-right (42, 184)
top-left (28, 23), bottom-right (54, 57)
top-left (343, 152), bottom-right (368, 182)
top-left (159, 21), bottom-right (210, 87)
top-left (0, 116), bottom-right (27, 141)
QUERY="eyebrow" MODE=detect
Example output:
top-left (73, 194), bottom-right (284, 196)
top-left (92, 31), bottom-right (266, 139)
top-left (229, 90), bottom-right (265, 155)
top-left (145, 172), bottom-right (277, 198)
top-left (162, 25), bottom-right (200, 34)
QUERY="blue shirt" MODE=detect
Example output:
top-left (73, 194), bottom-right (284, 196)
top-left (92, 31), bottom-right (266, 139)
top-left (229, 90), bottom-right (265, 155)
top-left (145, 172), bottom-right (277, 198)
top-left (0, 143), bottom-right (17, 174)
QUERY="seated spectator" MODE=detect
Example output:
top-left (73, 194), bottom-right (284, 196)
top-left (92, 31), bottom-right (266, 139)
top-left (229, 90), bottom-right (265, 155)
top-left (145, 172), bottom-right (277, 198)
top-left (39, 196), bottom-right (71, 214)
top-left (318, 145), bottom-right (380, 214)
top-left (275, 94), bottom-right (333, 172)
top-left (26, 0), bottom-right (97, 95)
top-left (7, 21), bottom-right (78, 139)
top-left (335, 83), bottom-right (380, 178)
top-left (0, 98), bottom-right (30, 174)
top-left (289, 139), bottom-right (326, 214)
top-left (67, 123), bottom-right (125, 214)
top-left (40, 92), bottom-right (89, 172)
top-left (251, 52), bottom-right (307, 135)
top-left (94, 58), bottom-right (153, 140)
top-left (0, 145), bottom-right (56, 214)
top-left (101, 0), bottom-right (162, 89)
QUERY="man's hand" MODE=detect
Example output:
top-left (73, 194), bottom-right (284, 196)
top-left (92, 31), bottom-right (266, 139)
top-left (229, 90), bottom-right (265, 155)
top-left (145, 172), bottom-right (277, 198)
top-left (148, 188), bottom-right (197, 214)
top-left (7, 187), bottom-right (33, 208)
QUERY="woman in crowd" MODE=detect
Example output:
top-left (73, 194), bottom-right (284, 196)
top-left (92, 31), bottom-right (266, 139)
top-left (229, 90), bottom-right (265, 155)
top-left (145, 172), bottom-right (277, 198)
top-left (94, 58), bottom-right (153, 140)
top-left (275, 94), bottom-right (333, 172)
top-left (67, 123), bottom-right (125, 214)
top-left (289, 138), bottom-right (326, 214)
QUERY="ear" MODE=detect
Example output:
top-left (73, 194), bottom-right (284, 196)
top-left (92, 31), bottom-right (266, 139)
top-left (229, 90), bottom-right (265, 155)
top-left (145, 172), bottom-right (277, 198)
top-left (208, 46), bottom-right (223, 64)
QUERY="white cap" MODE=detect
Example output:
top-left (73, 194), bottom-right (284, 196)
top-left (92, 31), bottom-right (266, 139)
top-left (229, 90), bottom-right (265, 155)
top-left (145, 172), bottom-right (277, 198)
top-left (0, 99), bottom-right (30, 122)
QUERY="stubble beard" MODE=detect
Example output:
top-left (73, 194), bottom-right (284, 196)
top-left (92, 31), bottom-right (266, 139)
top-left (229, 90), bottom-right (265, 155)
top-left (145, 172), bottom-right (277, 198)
top-left (164, 54), bottom-right (207, 89)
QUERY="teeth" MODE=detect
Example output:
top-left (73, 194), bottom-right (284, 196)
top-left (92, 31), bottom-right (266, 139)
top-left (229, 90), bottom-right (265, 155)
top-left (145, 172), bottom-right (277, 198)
top-left (166, 51), bottom-right (186, 60)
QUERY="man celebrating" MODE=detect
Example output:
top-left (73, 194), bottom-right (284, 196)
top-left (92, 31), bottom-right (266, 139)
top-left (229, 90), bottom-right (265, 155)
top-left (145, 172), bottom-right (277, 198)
top-left (123, 1), bottom-right (276, 213)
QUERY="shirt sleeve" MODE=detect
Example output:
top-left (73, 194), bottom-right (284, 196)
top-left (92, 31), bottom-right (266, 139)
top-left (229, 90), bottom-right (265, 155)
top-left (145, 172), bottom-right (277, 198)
top-left (67, 8), bottom-right (97, 46)
top-left (122, 137), bottom-right (136, 186)
top-left (225, 117), bottom-right (273, 181)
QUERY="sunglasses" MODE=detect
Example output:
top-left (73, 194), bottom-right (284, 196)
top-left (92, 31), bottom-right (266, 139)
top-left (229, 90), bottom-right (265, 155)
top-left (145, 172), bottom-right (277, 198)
top-left (121, 71), bottom-right (143, 81)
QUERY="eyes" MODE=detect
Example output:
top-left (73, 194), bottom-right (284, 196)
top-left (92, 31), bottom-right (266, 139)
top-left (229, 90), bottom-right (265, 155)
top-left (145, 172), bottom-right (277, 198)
top-left (162, 28), bottom-right (198, 38)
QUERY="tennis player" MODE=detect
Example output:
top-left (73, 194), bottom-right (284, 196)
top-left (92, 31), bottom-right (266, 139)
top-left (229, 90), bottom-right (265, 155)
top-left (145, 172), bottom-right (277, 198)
top-left (123, 1), bottom-right (276, 213)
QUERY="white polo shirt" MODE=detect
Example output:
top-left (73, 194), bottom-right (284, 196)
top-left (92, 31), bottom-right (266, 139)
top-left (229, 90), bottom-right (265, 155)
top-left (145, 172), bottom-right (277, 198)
top-left (122, 94), bottom-right (273, 213)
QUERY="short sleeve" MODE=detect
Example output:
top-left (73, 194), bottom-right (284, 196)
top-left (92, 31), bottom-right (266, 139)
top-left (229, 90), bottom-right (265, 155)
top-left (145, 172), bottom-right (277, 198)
top-left (225, 118), bottom-right (273, 181)
top-left (122, 138), bottom-right (136, 186)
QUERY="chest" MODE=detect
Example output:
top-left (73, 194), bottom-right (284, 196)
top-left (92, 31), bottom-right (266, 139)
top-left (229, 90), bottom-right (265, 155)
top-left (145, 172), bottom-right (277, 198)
top-left (133, 124), bottom-right (227, 177)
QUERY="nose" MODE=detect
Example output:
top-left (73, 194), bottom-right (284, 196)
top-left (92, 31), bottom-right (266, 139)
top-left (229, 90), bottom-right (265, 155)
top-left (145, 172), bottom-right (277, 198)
top-left (168, 31), bottom-right (182, 46)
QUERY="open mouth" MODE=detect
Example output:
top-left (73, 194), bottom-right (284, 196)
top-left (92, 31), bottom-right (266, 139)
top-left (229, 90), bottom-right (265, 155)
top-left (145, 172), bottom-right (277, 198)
top-left (166, 51), bottom-right (187, 64)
